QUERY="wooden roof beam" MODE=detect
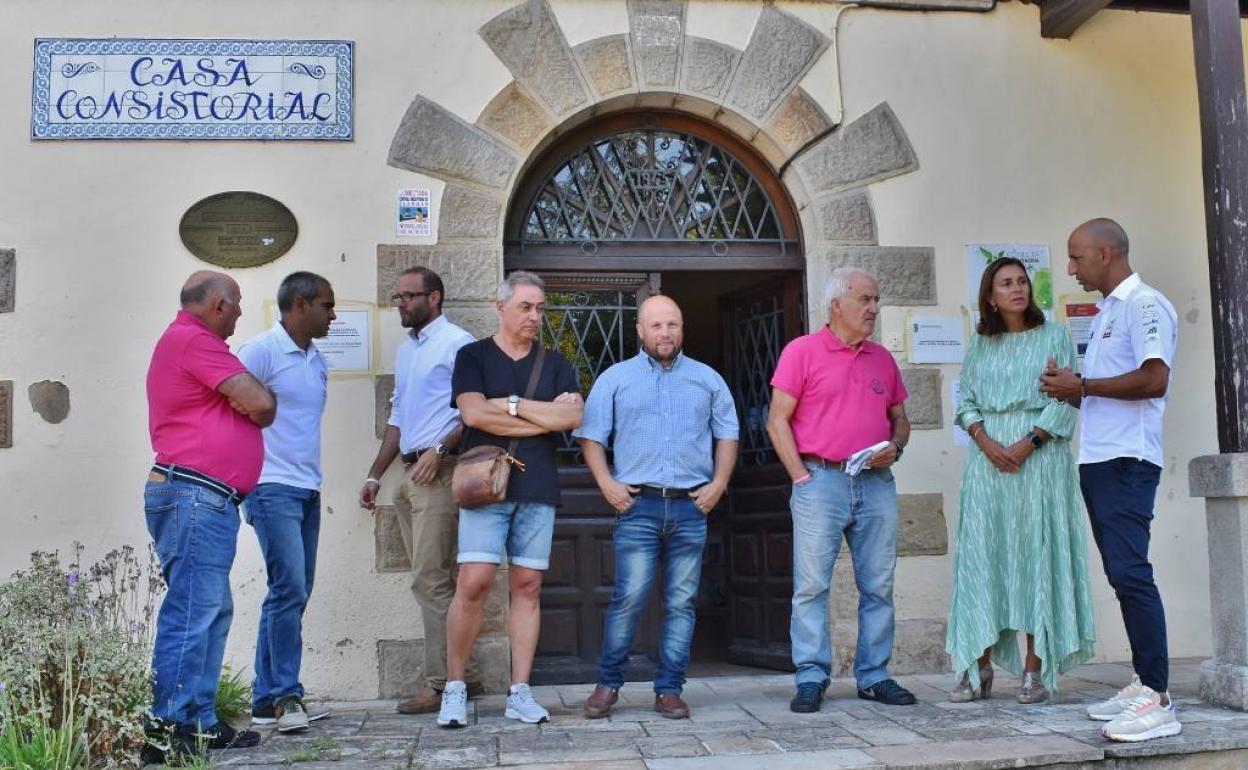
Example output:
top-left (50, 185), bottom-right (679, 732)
top-left (1041, 0), bottom-right (1112, 38)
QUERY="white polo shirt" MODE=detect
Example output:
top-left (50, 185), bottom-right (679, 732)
top-left (1078, 273), bottom-right (1177, 468)
top-left (237, 322), bottom-right (329, 490)
top-left (389, 315), bottom-right (475, 454)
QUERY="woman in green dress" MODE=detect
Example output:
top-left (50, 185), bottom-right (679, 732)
top-left (946, 257), bottom-right (1095, 704)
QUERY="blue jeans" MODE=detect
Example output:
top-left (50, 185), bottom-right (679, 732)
top-left (790, 464), bottom-right (898, 690)
top-left (1080, 458), bottom-right (1168, 692)
top-left (597, 494), bottom-right (707, 694)
top-left (145, 477), bottom-right (240, 729)
top-left (243, 483), bottom-right (320, 708)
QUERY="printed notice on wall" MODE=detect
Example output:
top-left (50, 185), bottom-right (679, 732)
top-left (1059, 293), bottom-right (1101, 366)
top-left (318, 309), bottom-right (371, 372)
top-left (951, 379), bottom-right (970, 447)
top-left (908, 315), bottom-right (965, 364)
top-left (966, 243), bottom-right (1053, 312)
top-left (397, 188), bottom-right (431, 237)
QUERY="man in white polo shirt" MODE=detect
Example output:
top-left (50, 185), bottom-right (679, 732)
top-left (1041, 218), bottom-right (1180, 742)
top-left (359, 266), bottom-right (482, 714)
top-left (238, 271), bottom-right (337, 733)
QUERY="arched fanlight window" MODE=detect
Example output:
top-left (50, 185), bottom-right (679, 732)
top-left (506, 113), bottom-right (801, 270)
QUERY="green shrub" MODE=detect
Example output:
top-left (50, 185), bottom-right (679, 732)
top-left (214, 664), bottom-right (251, 724)
top-left (0, 544), bottom-right (163, 768)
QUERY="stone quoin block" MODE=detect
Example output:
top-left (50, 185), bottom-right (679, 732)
top-left (443, 302), bottom-right (498, 341)
top-left (901, 367), bottom-right (943, 429)
top-left (389, 97), bottom-right (517, 189)
top-left (679, 37), bottom-right (739, 100)
top-left (0, 249), bottom-right (14, 313)
top-left (574, 35), bottom-right (635, 97)
top-left (897, 493), bottom-right (948, 556)
top-left (27, 380), bottom-right (70, 424)
top-left (437, 185), bottom-right (505, 241)
top-left (628, 0), bottom-right (685, 89)
top-left (374, 505), bottom-right (409, 573)
top-left (479, 0), bottom-right (592, 118)
top-left (794, 102), bottom-right (919, 195)
top-left (815, 246), bottom-right (936, 306)
top-left (814, 189), bottom-right (877, 245)
top-left (0, 381), bottom-right (12, 448)
top-left (766, 89), bottom-right (835, 157)
top-left (725, 5), bottom-right (829, 122)
top-left (376, 244), bottom-right (501, 306)
top-left (477, 82), bottom-right (553, 153)
top-left (374, 374), bottom-right (394, 440)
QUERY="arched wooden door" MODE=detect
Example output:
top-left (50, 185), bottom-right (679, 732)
top-left (505, 112), bottom-right (804, 682)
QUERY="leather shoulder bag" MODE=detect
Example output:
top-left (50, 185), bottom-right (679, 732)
top-left (451, 345), bottom-right (547, 508)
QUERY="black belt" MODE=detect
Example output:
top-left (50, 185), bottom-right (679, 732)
top-left (150, 463), bottom-right (245, 505)
top-left (401, 447), bottom-right (455, 465)
top-left (637, 485), bottom-right (694, 498)
top-left (800, 454), bottom-right (849, 472)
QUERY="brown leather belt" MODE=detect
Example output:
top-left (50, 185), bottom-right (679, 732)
top-left (800, 454), bottom-right (849, 472)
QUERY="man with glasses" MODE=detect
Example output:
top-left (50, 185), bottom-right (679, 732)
top-left (360, 266), bottom-right (482, 714)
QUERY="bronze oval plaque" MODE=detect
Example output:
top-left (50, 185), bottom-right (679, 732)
top-left (179, 191), bottom-right (298, 268)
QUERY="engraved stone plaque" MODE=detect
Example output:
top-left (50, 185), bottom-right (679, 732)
top-left (0, 380), bottom-right (12, 448)
top-left (179, 192), bottom-right (298, 268)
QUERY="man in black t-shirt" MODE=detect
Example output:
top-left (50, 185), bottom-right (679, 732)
top-left (437, 270), bottom-right (583, 728)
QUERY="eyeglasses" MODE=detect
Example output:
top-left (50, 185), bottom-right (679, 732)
top-left (390, 291), bottom-right (430, 304)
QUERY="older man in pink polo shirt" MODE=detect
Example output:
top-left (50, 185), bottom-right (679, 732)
top-left (767, 266), bottom-right (915, 713)
top-left (143, 270), bottom-right (275, 760)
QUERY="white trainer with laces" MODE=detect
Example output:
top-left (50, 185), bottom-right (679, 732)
top-left (437, 680), bottom-right (468, 728)
top-left (1085, 675), bottom-right (1147, 721)
top-left (505, 683), bottom-right (550, 724)
top-left (1102, 691), bottom-right (1182, 742)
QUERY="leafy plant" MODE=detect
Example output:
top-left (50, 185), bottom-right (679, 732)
top-left (0, 544), bottom-right (164, 768)
top-left (214, 664), bottom-right (252, 724)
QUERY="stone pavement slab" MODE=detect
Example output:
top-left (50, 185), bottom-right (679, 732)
top-left (145, 659), bottom-right (1248, 769)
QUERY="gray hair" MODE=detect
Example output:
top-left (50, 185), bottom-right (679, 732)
top-left (823, 266), bottom-right (876, 307)
top-left (498, 270), bottom-right (545, 302)
top-left (180, 273), bottom-right (232, 307)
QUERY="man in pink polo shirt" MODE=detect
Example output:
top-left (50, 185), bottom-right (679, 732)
top-left (767, 266), bottom-right (915, 713)
top-left (143, 270), bottom-right (275, 761)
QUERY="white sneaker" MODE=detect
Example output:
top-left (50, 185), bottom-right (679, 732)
top-left (1086, 674), bottom-right (1147, 721)
top-left (437, 681), bottom-right (468, 728)
top-left (1102, 691), bottom-right (1181, 742)
top-left (505, 683), bottom-right (550, 724)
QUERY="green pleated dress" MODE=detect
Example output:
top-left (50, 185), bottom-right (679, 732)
top-left (946, 321), bottom-right (1096, 694)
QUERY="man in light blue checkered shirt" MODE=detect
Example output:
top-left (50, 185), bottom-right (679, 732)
top-left (573, 295), bottom-right (739, 720)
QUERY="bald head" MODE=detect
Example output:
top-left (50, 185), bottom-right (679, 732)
top-left (1067, 218), bottom-right (1132, 296)
top-left (637, 294), bottom-right (683, 367)
top-left (180, 270), bottom-right (236, 309)
top-left (1072, 218), bottom-right (1129, 258)
top-left (179, 270), bottom-right (242, 339)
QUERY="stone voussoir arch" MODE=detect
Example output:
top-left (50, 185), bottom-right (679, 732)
top-left (381, 0), bottom-right (940, 416)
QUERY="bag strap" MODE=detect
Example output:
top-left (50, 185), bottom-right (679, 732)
top-left (506, 344), bottom-right (547, 457)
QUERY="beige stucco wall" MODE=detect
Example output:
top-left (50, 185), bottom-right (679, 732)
top-left (0, 0), bottom-right (1232, 697)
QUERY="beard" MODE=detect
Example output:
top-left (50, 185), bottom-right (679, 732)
top-left (643, 340), bottom-right (681, 363)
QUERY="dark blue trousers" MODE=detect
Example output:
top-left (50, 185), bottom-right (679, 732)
top-left (1079, 458), bottom-right (1169, 693)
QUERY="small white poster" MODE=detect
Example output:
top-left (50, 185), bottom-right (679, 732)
top-left (951, 379), bottom-right (970, 447)
top-left (966, 243), bottom-right (1053, 311)
top-left (318, 309), bottom-right (371, 372)
top-left (397, 187), bottom-right (431, 237)
top-left (908, 315), bottom-right (965, 364)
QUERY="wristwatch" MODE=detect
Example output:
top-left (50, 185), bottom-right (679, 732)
top-left (1027, 430), bottom-right (1044, 448)
top-left (891, 441), bottom-right (904, 461)
top-left (434, 443), bottom-right (449, 457)
top-left (507, 394), bottom-right (519, 416)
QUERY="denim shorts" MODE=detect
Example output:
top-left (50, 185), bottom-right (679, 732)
top-left (457, 500), bottom-right (556, 570)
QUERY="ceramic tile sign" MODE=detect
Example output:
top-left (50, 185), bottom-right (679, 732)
top-left (31, 39), bottom-right (353, 140)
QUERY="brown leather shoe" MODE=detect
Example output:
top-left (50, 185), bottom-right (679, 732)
top-left (584, 684), bottom-right (619, 719)
top-left (396, 682), bottom-right (486, 714)
top-left (654, 692), bottom-right (690, 719)
top-left (396, 688), bottom-right (440, 714)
